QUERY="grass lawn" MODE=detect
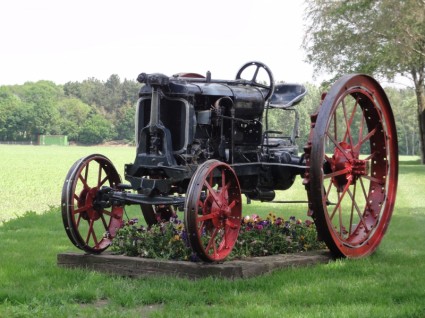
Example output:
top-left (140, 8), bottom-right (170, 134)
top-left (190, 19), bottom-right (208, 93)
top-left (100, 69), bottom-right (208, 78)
top-left (0, 146), bottom-right (424, 317)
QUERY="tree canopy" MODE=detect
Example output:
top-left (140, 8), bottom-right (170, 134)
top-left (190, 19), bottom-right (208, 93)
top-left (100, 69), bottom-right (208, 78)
top-left (0, 75), bottom-right (139, 144)
top-left (303, 0), bottom-right (425, 162)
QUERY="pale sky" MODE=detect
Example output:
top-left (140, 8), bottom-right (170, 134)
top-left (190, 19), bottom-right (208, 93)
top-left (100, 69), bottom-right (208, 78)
top-left (0, 0), bottom-right (317, 86)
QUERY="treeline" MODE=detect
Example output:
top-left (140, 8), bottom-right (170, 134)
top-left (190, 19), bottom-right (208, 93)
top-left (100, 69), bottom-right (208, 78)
top-left (0, 75), bottom-right (139, 144)
top-left (0, 77), bottom-right (420, 155)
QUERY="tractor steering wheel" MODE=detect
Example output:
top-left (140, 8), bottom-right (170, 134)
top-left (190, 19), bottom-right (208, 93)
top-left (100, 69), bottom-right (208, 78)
top-left (235, 61), bottom-right (275, 101)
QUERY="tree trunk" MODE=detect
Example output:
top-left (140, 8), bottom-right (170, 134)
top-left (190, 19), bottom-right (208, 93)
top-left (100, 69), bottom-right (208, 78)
top-left (411, 68), bottom-right (425, 164)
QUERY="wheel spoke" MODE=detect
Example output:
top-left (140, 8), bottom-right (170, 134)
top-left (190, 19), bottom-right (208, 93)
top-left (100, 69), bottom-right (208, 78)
top-left (205, 227), bottom-right (219, 254)
top-left (324, 167), bottom-right (351, 179)
top-left (98, 172), bottom-right (109, 188)
top-left (343, 95), bottom-right (359, 145)
top-left (76, 213), bottom-right (82, 227)
top-left (101, 209), bottom-right (112, 216)
top-left (204, 181), bottom-right (222, 208)
top-left (74, 204), bottom-right (91, 214)
top-left (326, 131), bottom-right (351, 161)
top-left (84, 163), bottom-right (89, 185)
top-left (100, 213), bottom-right (109, 231)
top-left (359, 177), bottom-right (369, 203)
top-left (347, 188), bottom-right (369, 233)
top-left (329, 178), bottom-right (352, 221)
top-left (325, 181), bottom-right (333, 200)
top-left (355, 127), bottom-right (378, 152)
top-left (228, 199), bottom-right (237, 209)
top-left (97, 164), bottom-right (102, 187)
top-left (341, 98), bottom-right (355, 149)
top-left (86, 219), bottom-right (99, 246)
top-left (78, 173), bottom-right (89, 190)
top-left (348, 182), bottom-right (356, 235)
top-left (196, 212), bottom-right (217, 222)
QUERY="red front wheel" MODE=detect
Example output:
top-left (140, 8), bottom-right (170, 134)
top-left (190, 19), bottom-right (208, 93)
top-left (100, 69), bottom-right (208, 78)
top-left (184, 160), bottom-right (242, 262)
top-left (305, 74), bottom-right (398, 258)
top-left (61, 154), bottom-right (123, 254)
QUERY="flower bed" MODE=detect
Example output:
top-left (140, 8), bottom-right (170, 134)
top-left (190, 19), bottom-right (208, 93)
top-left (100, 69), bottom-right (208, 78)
top-left (111, 213), bottom-right (326, 261)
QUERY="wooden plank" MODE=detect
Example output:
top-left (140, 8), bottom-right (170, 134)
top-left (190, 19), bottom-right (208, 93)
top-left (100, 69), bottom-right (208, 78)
top-left (57, 250), bottom-right (332, 280)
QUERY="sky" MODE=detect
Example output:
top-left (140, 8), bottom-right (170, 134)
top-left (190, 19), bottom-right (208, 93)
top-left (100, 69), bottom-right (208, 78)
top-left (0, 0), bottom-right (319, 86)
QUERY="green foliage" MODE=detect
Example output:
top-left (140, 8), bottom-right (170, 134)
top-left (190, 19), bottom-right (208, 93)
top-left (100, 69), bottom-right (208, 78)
top-left (232, 213), bottom-right (326, 258)
top-left (303, 0), bottom-right (425, 161)
top-left (303, 0), bottom-right (425, 79)
top-left (115, 103), bottom-right (136, 142)
top-left (79, 114), bottom-right (116, 144)
top-left (112, 220), bottom-right (191, 260)
top-left (0, 75), bottom-right (139, 144)
top-left (57, 98), bottom-right (92, 141)
top-left (0, 87), bottom-right (27, 141)
top-left (111, 213), bottom-right (326, 261)
top-left (385, 87), bottom-right (420, 155)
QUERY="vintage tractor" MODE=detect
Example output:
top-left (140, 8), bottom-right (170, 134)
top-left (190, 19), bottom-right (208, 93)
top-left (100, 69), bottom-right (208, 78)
top-left (61, 61), bottom-right (398, 262)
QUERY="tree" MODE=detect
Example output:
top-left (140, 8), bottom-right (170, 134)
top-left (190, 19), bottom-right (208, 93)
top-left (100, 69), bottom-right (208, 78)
top-left (115, 102), bottom-right (136, 142)
top-left (9, 81), bottom-right (62, 139)
top-left (79, 114), bottom-right (116, 145)
top-left (0, 87), bottom-right (29, 141)
top-left (303, 0), bottom-right (425, 163)
top-left (57, 98), bottom-right (92, 141)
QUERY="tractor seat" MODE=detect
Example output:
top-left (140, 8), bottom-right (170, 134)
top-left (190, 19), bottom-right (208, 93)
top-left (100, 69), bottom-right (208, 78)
top-left (269, 83), bottom-right (307, 108)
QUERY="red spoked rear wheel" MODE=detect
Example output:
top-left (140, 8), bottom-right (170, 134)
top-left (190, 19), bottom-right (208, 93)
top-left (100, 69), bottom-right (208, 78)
top-left (305, 74), bottom-right (398, 258)
top-left (61, 154), bottom-right (123, 254)
top-left (184, 160), bottom-right (242, 262)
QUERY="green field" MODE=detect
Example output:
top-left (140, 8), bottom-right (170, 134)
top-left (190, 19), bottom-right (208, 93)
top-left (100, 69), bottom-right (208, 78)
top-left (0, 145), bottom-right (424, 317)
top-left (0, 145), bottom-right (137, 223)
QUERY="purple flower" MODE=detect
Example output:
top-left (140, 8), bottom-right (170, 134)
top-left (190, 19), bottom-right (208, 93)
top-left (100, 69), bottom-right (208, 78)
top-left (275, 218), bottom-right (283, 226)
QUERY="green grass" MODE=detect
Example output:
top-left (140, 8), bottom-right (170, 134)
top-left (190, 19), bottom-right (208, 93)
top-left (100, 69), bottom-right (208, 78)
top-left (0, 146), bottom-right (425, 317)
top-left (0, 145), bottom-right (136, 222)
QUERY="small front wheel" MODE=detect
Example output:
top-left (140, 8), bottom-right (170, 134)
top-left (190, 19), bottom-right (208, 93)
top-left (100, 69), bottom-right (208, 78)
top-left (184, 160), bottom-right (242, 262)
top-left (61, 154), bottom-right (123, 254)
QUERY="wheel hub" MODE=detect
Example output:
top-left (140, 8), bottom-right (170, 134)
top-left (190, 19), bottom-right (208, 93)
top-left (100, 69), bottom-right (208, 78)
top-left (331, 142), bottom-right (368, 189)
top-left (205, 191), bottom-right (230, 229)
top-left (78, 187), bottom-right (101, 221)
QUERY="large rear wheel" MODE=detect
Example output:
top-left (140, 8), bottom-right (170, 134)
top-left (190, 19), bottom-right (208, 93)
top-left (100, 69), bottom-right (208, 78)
top-left (305, 74), bottom-right (398, 258)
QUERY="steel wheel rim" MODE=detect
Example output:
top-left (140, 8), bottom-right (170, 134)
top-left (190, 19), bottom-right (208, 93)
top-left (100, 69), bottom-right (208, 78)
top-left (61, 154), bottom-right (123, 254)
top-left (185, 160), bottom-right (242, 262)
top-left (308, 75), bottom-right (398, 258)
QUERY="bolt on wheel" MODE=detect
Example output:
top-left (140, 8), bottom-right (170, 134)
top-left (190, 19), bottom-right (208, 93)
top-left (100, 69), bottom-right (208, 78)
top-left (184, 160), bottom-right (242, 262)
top-left (61, 154), bottom-right (123, 254)
top-left (305, 74), bottom-right (398, 258)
